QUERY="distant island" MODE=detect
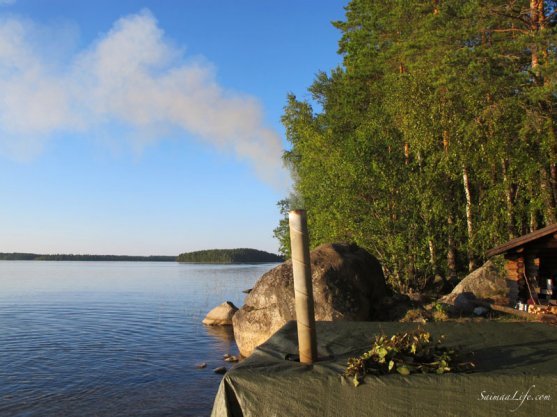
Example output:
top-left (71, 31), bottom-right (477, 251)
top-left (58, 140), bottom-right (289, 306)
top-left (0, 249), bottom-right (283, 263)
top-left (177, 248), bottom-right (283, 264)
top-left (0, 253), bottom-right (176, 262)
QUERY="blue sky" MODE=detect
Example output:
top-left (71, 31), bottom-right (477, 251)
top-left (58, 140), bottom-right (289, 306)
top-left (0, 0), bottom-right (345, 255)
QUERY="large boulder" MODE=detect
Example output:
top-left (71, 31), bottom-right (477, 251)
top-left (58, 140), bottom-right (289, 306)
top-left (233, 243), bottom-right (387, 357)
top-left (202, 301), bottom-right (238, 326)
top-left (440, 260), bottom-right (517, 312)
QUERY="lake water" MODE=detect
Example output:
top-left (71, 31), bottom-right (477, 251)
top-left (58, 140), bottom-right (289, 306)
top-left (0, 261), bottom-right (276, 417)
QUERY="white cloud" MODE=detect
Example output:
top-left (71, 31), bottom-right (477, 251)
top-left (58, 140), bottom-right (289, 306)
top-left (0, 10), bottom-right (287, 188)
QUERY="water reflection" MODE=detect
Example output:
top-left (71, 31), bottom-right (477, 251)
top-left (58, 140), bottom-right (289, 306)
top-left (0, 261), bottom-right (277, 417)
top-left (204, 325), bottom-right (235, 352)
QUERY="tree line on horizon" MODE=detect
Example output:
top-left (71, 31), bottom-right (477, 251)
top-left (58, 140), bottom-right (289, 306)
top-left (176, 248), bottom-right (283, 263)
top-left (0, 253), bottom-right (176, 262)
top-left (274, 0), bottom-right (557, 291)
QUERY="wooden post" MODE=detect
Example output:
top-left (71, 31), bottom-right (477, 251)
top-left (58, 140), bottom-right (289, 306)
top-left (289, 209), bottom-right (317, 365)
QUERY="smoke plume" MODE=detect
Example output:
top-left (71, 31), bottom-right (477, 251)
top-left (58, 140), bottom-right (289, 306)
top-left (0, 10), bottom-right (287, 187)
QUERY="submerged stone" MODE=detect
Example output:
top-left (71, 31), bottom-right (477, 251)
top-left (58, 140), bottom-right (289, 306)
top-left (213, 366), bottom-right (227, 374)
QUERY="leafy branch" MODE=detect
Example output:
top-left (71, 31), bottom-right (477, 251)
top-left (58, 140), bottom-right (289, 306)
top-left (344, 328), bottom-right (475, 387)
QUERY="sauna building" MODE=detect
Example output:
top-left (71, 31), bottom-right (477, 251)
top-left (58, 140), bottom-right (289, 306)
top-left (487, 223), bottom-right (557, 305)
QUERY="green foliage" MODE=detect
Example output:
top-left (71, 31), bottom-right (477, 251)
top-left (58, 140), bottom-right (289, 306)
top-left (176, 248), bottom-right (283, 263)
top-left (277, 0), bottom-right (557, 290)
top-left (434, 302), bottom-right (445, 314)
top-left (272, 199), bottom-right (293, 259)
top-left (344, 327), bottom-right (474, 386)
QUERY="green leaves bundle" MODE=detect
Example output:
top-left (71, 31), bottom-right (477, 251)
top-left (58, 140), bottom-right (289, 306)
top-left (344, 328), bottom-right (474, 386)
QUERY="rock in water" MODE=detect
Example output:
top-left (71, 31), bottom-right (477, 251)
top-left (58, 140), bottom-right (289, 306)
top-left (233, 243), bottom-right (387, 357)
top-left (202, 301), bottom-right (238, 326)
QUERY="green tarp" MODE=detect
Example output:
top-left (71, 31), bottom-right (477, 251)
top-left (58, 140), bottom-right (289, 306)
top-left (211, 321), bottom-right (557, 417)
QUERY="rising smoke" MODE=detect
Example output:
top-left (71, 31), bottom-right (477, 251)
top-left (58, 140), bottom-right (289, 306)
top-left (0, 10), bottom-right (287, 188)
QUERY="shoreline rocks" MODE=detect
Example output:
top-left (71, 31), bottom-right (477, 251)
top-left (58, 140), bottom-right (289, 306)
top-left (440, 260), bottom-right (516, 313)
top-left (233, 243), bottom-right (387, 357)
top-left (202, 301), bottom-right (239, 326)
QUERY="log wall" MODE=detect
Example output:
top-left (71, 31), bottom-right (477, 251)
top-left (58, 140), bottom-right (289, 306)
top-left (504, 256), bottom-right (524, 281)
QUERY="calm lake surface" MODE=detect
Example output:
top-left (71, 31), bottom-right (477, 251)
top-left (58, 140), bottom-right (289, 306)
top-left (0, 261), bottom-right (277, 417)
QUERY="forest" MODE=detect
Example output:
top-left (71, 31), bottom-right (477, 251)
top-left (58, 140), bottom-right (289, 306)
top-left (274, 0), bottom-right (557, 291)
top-left (176, 249), bottom-right (283, 263)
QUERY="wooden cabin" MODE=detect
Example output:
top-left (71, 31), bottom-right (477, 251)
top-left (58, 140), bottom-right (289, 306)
top-left (487, 223), bottom-right (557, 306)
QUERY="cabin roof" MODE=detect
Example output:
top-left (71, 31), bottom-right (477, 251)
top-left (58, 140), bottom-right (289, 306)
top-left (486, 223), bottom-right (557, 258)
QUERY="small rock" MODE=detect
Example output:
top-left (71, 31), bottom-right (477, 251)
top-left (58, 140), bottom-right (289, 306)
top-left (213, 366), bottom-right (227, 374)
top-left (195, 363), bottom-right (207, 369)
top-left (223, 353), bottom-right (231, 359)
top-left (224, 355), bottom-right (239, 363)
top-left (242, 288), bottom-right (252, 294)
top-left (473, 306), bottom-right (489, 316)
top-left (202, 301), bottom-right (239, 326)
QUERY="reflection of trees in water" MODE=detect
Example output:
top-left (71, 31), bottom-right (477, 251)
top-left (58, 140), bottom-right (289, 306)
top-left (204, 325), bottom-right (235, 352)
